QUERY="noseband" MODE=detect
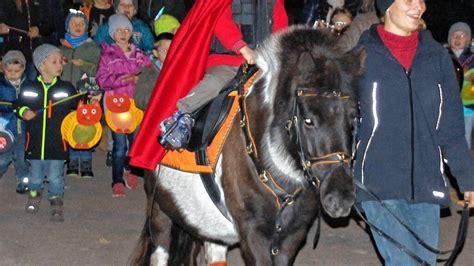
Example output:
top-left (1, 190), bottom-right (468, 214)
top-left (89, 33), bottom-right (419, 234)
top-left (286, 88), bottom-right (352, 187)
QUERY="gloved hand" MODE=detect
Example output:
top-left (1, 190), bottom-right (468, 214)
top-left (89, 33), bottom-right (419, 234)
top-left (158, 110), bottom-right (194, 150)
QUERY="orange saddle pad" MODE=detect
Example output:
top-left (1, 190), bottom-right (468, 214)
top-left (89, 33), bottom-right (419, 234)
top-left (160, 91), bottom-right (241, 173)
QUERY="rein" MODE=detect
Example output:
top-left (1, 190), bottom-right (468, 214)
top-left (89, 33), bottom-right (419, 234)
top-left (353, 180), bottom-right (470, 266)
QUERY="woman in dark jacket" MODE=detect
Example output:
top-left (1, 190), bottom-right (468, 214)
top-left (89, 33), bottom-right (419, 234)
top-left (354, 0), bottom-right (474, 265)
top-left (1, 0), bottom-right (41, 80)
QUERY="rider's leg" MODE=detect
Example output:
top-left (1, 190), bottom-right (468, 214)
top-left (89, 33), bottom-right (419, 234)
top-left (177, 65), bottom-right (239, 113)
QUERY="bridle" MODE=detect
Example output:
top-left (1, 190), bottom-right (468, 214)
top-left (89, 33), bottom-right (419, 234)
top-left (286, 88), bottom-right (353, 187)
top-left (237, 69), bottom-right (356, 256)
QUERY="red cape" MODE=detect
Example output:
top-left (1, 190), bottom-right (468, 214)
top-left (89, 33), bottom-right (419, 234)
top-left (129, 0), bottom-right (288, 170)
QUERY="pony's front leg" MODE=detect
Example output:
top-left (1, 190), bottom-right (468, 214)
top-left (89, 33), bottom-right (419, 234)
top-left (204, 242), bottom-right (228, 266)
top-left (238, 225), bottom-right (274, 265)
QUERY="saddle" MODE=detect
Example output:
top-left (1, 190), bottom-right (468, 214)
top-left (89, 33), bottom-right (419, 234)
top-left (161, 64), bottom-right (260, 173)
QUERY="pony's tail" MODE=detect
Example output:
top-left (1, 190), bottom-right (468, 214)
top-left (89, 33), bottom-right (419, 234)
top-left (129, 217), bottom-right (155, 266)
top-left (169, 223), bottom-right (202, 265)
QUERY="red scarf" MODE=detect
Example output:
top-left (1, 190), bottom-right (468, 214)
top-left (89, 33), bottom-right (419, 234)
top-left (377, 24), bottom-right (419, 70)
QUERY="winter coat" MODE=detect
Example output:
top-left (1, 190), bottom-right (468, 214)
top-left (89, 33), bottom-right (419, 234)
top-left (96, 43), bottom-right (151, 97)
top-left (88, 6), bottom-right (115, 37)
top-left (1, 0), bottom-right (41, 62)
top-left (0, 75), bottom-right (27, 136)
top-left (353, 25), bottom-right (474, 206)
top-left (93, 17), bottom-right (154, 52)
top-left (134, 57), bottom-right (161, 110)
top-left (339, 11), bottom-right (379, 53)
top-left (207, 1), bottom-right (287, 69)
top-left (60, 39), bottom-right (100, 85)
top-left (14, 76), bottom-right (78, 160)
top-left (36, 0), bottom-right (65, 46)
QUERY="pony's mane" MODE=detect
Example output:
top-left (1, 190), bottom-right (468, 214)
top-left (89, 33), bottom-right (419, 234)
top-left (255, 26), bottom-right (355, 106)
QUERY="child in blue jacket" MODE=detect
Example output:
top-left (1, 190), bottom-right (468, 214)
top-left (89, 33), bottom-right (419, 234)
top-left (0, 50), bottom-right (30, 194)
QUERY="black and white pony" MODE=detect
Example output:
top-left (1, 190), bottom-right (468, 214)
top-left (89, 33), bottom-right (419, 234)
top-left (131, 26), bottom-right (364, 265)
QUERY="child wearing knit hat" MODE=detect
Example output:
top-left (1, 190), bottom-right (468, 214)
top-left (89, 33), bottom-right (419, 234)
top-left (60, 9), bottom-right (102, 178)
top-left (93, 0), bottom-right (154, 52)
top-left (15, 43), bottom-right (80, 222)
top-left (153, 14), bottom-right (180, 37)
top-left (0, 50), bottom-right (30, 195)
top-left (448, 22), bottom-right (474, 149)
top-left (96, 13), bottom-right (151, 197)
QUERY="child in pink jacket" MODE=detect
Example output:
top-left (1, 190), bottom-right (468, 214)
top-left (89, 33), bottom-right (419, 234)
top-left (96, 14), bottom-right (150, 197)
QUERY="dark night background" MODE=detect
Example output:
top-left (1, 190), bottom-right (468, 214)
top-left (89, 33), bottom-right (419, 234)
top-left (285, 0), bottom-right (473, 44)
top-left (55, 0), bottom-right (474, 45)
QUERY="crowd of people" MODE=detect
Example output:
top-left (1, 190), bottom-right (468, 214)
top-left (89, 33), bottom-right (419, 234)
top-left (0, 0), bottom-right (178, 221)
top-left (0, 0), bottom-right (473, 264)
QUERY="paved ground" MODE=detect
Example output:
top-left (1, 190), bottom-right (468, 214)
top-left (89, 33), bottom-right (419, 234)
top-left (0, 150), bottom-right (473, 265)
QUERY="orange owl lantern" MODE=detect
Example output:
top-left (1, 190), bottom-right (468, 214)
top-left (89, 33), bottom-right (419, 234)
top-left (105, 93), bottom-right (143, 133)
top-left (61, 101), bottom-right (103, 149)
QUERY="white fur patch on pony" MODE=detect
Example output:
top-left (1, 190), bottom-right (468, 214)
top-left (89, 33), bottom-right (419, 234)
top-left (262, 131), bottom-right (305, 184)
top-left (256, 30), bottom-right (284, 107)
top-left (156, 158), bottom-right (239, 245)
top-left (150, 246), bottom-right (169, 266)
top-left (204, 242), bottom-right (228, 263)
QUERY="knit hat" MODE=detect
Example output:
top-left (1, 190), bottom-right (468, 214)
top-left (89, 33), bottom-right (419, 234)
top-left (108, 14), bottom-right (133, 39)
top-left (376, 0), bottom-right (394, 15)
top-left (2, 50), bottom-right (26, 67)
top-left (154, 14), bottom-right (180, 37)
top-left (114, 0), bottom-right (138, 11)
top-left (33, 44), bottom-right (62, 70)
top-left (448, 22), bottom-right (471, 45)
top-left (65, 9), bottom-right (89, 33)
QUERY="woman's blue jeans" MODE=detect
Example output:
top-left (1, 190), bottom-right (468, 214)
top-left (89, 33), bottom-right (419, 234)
top-left (111, 130), bottom-right (137, 186)
top-left (28, 160), bottom-right (65, 199)
top-left (361, 200), bottom-right (440, 266)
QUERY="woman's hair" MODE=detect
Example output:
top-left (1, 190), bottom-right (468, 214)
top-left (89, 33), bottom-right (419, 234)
top-left (330, 8), bottom-right (353, 23)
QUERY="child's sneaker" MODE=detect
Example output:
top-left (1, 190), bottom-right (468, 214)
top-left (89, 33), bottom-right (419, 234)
top-left (25, 190), bottom-right (42, 213)
top-left (112, 183), bottom-right (126, 197)
top-left (158, 110), bottom-right (194, 150)
top-left (80, 159), bottom-right (94, 178)
top-left (49, 197), bottom-right (64, 222)
top-left (66, 159), bottom-right (79, 177)
top-left (124, 170), bottom-right (139, 190)
top-left (16, 182), bottom-right (29, 194)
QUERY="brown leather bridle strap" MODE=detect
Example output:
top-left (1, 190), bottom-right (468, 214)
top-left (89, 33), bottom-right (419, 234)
top-left (302, 152), bottom-right (351, 170)
top-left (237, 66), bottom-right (298, 208)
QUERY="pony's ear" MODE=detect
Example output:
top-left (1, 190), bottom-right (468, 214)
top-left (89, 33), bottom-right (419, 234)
top-left (297, 51), bottom-right (316, 76)
top-left (346, 47), bottom-right (366, 76)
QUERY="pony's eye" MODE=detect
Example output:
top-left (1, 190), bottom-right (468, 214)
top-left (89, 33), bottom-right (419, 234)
top-left (304, 118), bottom-right (314, 127)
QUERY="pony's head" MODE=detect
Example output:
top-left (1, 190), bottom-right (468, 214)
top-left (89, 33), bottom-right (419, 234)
top-left (254, 26), bottom-right (364, 218)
